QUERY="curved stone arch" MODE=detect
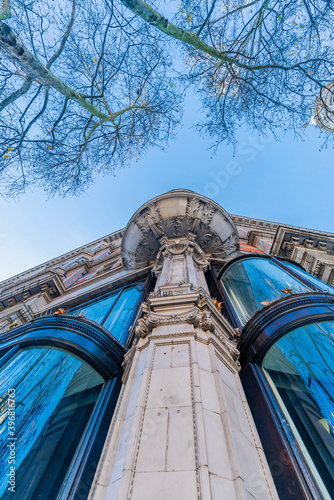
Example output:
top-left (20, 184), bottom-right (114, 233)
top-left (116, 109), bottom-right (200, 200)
top-left (121, 189), bottom-right (240, 270)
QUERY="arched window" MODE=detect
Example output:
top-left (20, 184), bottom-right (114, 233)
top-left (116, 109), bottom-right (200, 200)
top-left (262, 321), bottom-right (334, 499)
top-left (0, 315), bottom-right (125, 500)
top-left (219, 255), bottom-right (334, 498)
top-left (220, 257), bottom-right (310, 326)
top-left (219, 256), bottom-right (334, 327)
top-left (0, 347), bottom-right (105, 499)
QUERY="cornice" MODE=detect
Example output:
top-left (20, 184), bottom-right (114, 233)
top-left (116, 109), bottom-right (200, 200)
top-left (271, 225), bottom-right (334, 257)
top-left (0, 230), bottom-right (124, 291)
top-left (34, 266), bottom-right (151, 316)
top-left (0, 275), bottom-right (66, 315)
top-left (230, 214), bottom-right (279, 234)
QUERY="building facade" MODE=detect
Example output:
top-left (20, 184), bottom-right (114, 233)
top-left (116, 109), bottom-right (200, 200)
top-left (0, 189), bottom-right (333, 500)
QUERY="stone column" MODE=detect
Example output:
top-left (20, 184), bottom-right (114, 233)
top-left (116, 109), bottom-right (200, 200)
top-left (89, 236), bottom-right (278, 500)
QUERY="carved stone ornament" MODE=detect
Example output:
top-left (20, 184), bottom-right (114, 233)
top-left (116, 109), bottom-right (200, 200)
top-left (201, 310), bottom-right (215, 333)
top-left (134, 302), bottom-right (240, 363)
top-left (152, 234), bottom-right (210, 275)
top-left (121, 190), bottom-right (240, 269)
top-left (135, 307), bottom-right (201, 338)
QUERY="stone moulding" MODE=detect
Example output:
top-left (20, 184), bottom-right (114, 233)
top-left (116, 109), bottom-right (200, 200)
top-left (134, 297), bottom-right (240, 363)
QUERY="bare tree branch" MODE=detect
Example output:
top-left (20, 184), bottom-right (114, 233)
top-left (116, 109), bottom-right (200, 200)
top-left (0, 75), bottom-right (32, 111)
top-left (46, 0), bottom-right (76, 70)
top-left (121, 0), bottom-right (317, 71)
top-left (0, 20), bottom-right (113, 121)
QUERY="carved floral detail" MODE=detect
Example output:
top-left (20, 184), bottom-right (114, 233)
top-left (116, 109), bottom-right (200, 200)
top-left (201, 203), bottom-right (216, 225)
top-left (186, 197), bottom-right (202, 219)
top-left (186, 197), bottom-right (216, 226)
top-left (134, 203), bottom-right (163, 238)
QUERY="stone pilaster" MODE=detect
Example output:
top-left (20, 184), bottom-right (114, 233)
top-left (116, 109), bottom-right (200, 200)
top-left (89, 233), bottom-right (278, 500)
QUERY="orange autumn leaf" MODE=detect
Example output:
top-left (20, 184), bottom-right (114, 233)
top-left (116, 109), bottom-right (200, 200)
top-left (187, 13), bottom-right (191, 22)
top-left (54, 308), bottom-right (65, 316)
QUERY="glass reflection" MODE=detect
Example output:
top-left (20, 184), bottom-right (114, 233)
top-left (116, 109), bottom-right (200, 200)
top-left (0, 347), bottom-right (104, 500)
top-left (283, 261), bottom-right (334, 294)
top-left (220, 258), bottom-right (310, 326)
top-left (104, 286), bottom-right (143, 343)
top-left (70, 291), bottom-right (119, 324)
top-left (69, 285), bottom-right (143, 344)
top-left (263, 322), bottom-right (334, 498)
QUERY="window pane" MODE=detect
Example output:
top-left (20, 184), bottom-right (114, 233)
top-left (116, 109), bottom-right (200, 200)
top-left (70, 291), bottom-right (120, 324)
top-left (262, 322), bottom-right (334, 499)
top-left (220, 258), bottom-right (310, 326)
top-left (283, 262), bottom-right (334, 294)
top-left (103, 286), bottom-right (142, 343)
top-left (0, 347), bottom-right (104, 500)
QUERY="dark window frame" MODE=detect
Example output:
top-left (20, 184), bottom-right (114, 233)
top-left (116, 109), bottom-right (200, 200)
top-left (0, 316), bottom-right (125, 500)
top-left (214, 253), bottom-right (334, 331)
top-left (209, 257), bottom-right (334, 499)
top-left (240, 298), bottom-right (334, 500)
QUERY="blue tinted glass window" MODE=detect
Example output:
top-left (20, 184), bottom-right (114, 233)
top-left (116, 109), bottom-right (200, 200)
top-left (0, 347), bottom-right (104, 499)
top-left (104, 286), bottom-right (142, 343)
top-left (221, 258), bottom-right (310, 326)
top-left (283, 262), bottom-right (334, 294)
top-left (70, 291), bottom-right (120, 324)
top-left (262, 322), bottom-right (334, 498)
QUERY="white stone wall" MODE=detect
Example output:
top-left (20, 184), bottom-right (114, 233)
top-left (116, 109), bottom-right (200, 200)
top-left (90, 322), bottom-right (277, 500)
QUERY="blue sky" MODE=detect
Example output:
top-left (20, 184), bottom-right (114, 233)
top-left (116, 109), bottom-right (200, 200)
top-left (0, 92), bottom-right (333, 282)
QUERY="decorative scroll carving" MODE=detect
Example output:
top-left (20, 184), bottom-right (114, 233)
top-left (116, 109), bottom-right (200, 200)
top-left (121, 191), bottom-right (240, 269)
top-left (201, 204), bottom-right (216, 225)
top-left (135, 318), bottom-right (151, 338)
top-left (135, 307), bottom-right (201, 338)
top-left (146, 203), bottom-right (161, 225)
top-left (134, 213), bottom-right (150, 234)
top-left (213, 328), bottom-right (240, 362)
top-left (201, 310), bottom-right (215, 333)
top-left (134, 304), bottom-right (240, 363)
top-left (121, 249), bottom-right (137, 269)
top-left (186, 197), bottom-right (216, 224)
